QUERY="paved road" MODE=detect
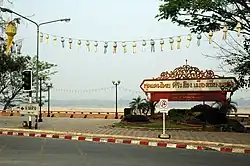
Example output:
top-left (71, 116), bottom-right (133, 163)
top-left (0, 136), bottom-right (249, 166)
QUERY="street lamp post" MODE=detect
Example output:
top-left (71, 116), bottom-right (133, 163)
top-left (0, 7), bottom-right (70, 122)
top-left (112, 80), bottom-right (120, 119)
top-left (39, 77), bottom-right (44, 121)
top-left (47, 83), bottom-right (52, 117)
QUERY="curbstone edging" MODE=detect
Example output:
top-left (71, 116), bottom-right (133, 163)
top-left (0, 129), bottom-right (249, 155)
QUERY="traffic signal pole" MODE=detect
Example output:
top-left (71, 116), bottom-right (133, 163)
top-left (22, 70), bottom-right (38, 129)
top-left (38, 77), bottom-right (43, 122)
top-left (28, 91), bottom-right (32, 129)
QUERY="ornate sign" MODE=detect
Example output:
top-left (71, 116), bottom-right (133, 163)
top-left (140, 78), bottom-right (237, 92)
top-left (140, 62), bottom-right (239, 102)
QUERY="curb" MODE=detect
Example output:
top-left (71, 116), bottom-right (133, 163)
top-left (0, 129), bottom-right (249, 155)
top-left (112, 125), bottom-right (202, 131)
top-left (1, 127), bottom-right (250, 149)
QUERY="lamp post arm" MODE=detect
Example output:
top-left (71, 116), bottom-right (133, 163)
top-left (4, 9), bottom-right (38, 26)
top-left (39, 19), bottom-right (70, 26)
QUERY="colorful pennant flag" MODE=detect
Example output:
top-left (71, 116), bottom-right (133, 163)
top-left (38, 22), bottom-right (242, 54)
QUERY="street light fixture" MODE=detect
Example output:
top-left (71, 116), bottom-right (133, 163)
top-left (0, 7), bottom-right (70, 122)
top-left (112, 80), bottom-right (120, 119)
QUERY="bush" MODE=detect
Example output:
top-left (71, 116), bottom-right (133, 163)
top-left (227, 119), bottom-right (246, 133)
top-left (195, 108), bottom-right (227, 125)
top-left (150, 112), bottom-right (163, 120)
top-left (191, 104), bottom-right (212, 113)
top-left (122, 115), bottom-right (150, 123)
top-left (185, 117), bottom-right (205, 125)
top-left (168, 109), bottom-right (190, 122)
top-left (124, 108), bottom-right (132, 116)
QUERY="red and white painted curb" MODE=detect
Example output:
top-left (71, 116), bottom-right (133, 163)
top-left (0, 130), bottom-right (249, 154)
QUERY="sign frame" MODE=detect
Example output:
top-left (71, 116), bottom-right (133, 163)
top-left (20, 103), bottom-right (39, 116)
top-left (156, 99), bottom-right (169, 113)
top-left (140, 77), bottom-right (238, 93)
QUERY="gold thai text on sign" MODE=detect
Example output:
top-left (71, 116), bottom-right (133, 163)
top-left (142, 79), bottom-right (236, 92)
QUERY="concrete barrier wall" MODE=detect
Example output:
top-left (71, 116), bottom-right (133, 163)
top-left (0, 110), bottom-right (124, 119)
top-left (0, 110), bottom-right (249, 124)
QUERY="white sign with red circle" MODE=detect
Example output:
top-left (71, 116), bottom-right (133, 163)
top-left (155, 99), bottom-right (169, 113)
top-left (159, 99), bottom-right (168, 109)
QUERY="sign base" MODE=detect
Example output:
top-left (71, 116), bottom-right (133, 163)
top-left (158, 134), bottom-right (171, 139)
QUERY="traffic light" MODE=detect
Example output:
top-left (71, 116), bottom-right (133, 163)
top-left (22, 70), bottom-right (32, 91)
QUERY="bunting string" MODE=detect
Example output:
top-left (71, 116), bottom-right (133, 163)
top-left (52, 87), bottom-right (114, 94)
top-left (51, 86), bottom-right (144, 95)
top-left (38, 22), bottom-right (243, 54)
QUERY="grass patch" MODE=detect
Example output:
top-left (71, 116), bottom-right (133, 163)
top-left (113, 120), bottom-right (200, 130)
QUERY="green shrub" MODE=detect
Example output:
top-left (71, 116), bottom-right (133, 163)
top-left (150, 113), bottom-right (162, 120)
top-left (227, 119), bottom-right (246, 133)
top-left (168, 109), bottom-right (190, 122)
top-left (122, 115), bottom-right (150, 123)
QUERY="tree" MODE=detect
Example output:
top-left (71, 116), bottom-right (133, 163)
top-left (0, 53), bottom-right (57, 110)
top-left (27, 56), bottom-right (57, 103)
top-left (156, 0), bottom-right (250, 87)
top-left (129, 96), bottom-right (146, 115)
top-left (0, 52), bottom-right (30, 109)
top-left (211, 99), bottom-right (238, 115)
top-left (144, 100), bottom-right (158, 116)
top-left (129, 96), bottom-right (158, 116)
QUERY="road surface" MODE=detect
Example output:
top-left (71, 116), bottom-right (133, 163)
top-left (0, 135), bottom-right (249, 166)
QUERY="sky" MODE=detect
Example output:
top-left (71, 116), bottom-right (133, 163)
top-left (1, 0), bottom-right (249, 101)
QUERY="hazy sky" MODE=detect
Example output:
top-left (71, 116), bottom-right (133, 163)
top-left (2, 0), bottom-right (249, 100)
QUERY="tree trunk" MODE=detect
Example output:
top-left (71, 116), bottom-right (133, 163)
top-left (3, 101), bottom-right (11, 110)
top-left (3, 87), bottom-right (22, 110)
top-left (150, 108), bottom-right (155, 115)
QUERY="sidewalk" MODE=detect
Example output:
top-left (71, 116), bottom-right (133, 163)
top-left (1, 116), bottom-right (250, 146)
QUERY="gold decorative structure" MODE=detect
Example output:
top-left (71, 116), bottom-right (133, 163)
top-left (160, 39), bottom-right (164, 51)
top-left (132, 41), bottom-right (136, 54)
top-left (176, 36), bottom-right (181, 49)
top-left (40, 33), bottom-right (44, 43)
top-left (142, 40), bottom-right (146, 52)
top-left (104, 42), bottom-right (108, 54)
top-left (61, 37), bottom-right (65, 48)
top-left (46, 34), bottom-right (49, 43)
top-left (94, 41), bottom-right (98, 52)
top-left (5, 21), bottom-right (17, 54)
top-left (86, 40), bottom-right (90, 52)
top-left (69, 38), bottom-right (73, 49)
top-left (208, 30), bottom-right (213, 44)
top-left (150, 39), bottom-right (155, 52)
top-left (186, 34), bottom-right (192, 48)
top-left (113, 41), bottom-right (117, 54)
top-left (77, 40), bottom-right (82, 48)
top-left (236, 22), bottom-right (242, 37)
top-left (197, 33), bottom-right (202, 46)
top-left (223, 23), bottom-right (228, 40)
top-left (53, 36), bottom-right (57, 46)
top-left (122, 41), bottom-right (127, 53)
top-left (156, 60), bottom-right (219, 80)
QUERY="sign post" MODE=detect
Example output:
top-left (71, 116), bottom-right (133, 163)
top-left (157, 99), bottom-right (171, 139)
top-left (20, 103), bottom-right (39, 129)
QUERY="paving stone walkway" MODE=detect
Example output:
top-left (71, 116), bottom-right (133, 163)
top-left (0, 116), bottom-right (250, 145)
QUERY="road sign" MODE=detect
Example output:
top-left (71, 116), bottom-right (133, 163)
top-left (20, 103), bottom-right (39, 116)
top-left (159, 99), bottom-right (168, 109)
top-left (156, 99), bottom-right (168, 113)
